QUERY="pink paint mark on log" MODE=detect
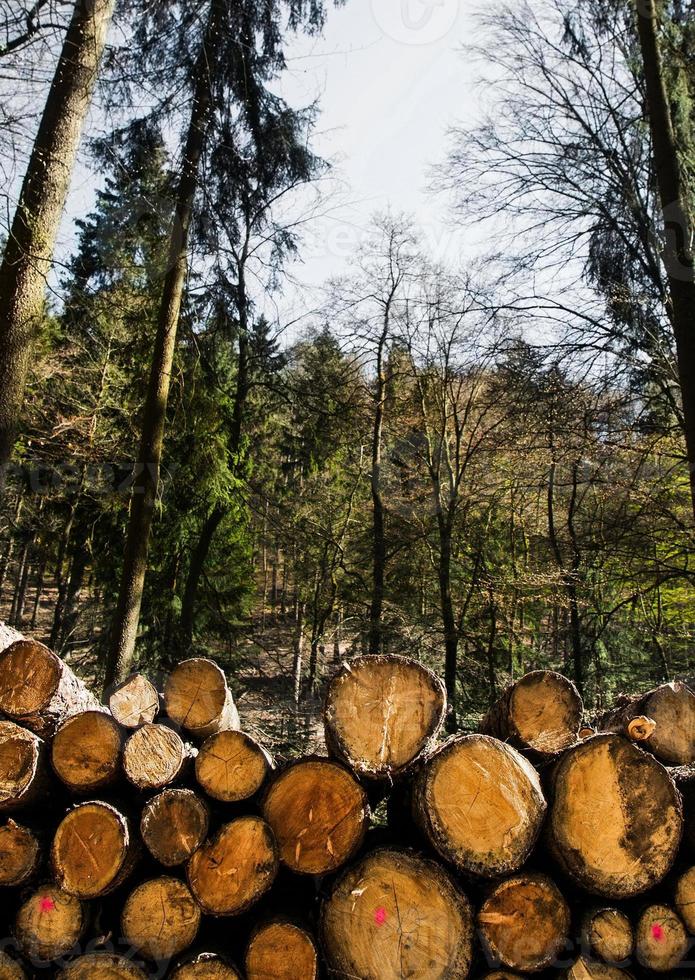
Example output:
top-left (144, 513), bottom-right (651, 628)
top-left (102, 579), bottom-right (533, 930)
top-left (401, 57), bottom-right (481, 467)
top-left (39, 897), bottom-right (56, 913)
top-left (374, 907), bottom-right (387, 927)
top-left (651, 923), bottom-right (664, 942)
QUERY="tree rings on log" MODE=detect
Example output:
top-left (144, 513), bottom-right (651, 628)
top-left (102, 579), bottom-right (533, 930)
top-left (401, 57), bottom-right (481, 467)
top-left (164, 659), bottom-right (239, 739)
top-left (600, 682), bottom-right (695, 766)
top-left (195, 730), bottom-right (273, 803)
top-left (0, 818), bottom-right (40, 886)
top-left (412, 734), bottom-right (546, 877)
top-left (262, 759), bottom-right (368, 875)
top-left (480, 669), bottom-right (583, 757)
top-left (0, 721), bottom-right (46, 811)
top-left (547, 734), bottom-right (682, 897)
top-left (0, 951), bottom-right (27, 980)
top-left (57, 954), bottom-right (148, 979)
top-left (321, 848), bottom-right (473, 980)
top-left (566, 960), bottom-right (633, 979)
top-left (582, 908), bottom-right (633, 964)
top-left (121, 876), bottom-right (201, 961)
top-left (108, 674), bottom-right (159, 729)
top-left (187, 816), bottom-right (278, 916)
top-left (15, 883), bottom-right (85, 962)
top-left (51, 711), bottom-right (122, 793)
top-left (51, 801), bottom-right (138, 898)
top-left (324, 654), bottom-right (446, 779)
top-left (0, 639), bottom-right (100, 738)
top-left (123, 723), bottom-right (192, 791)
top-left (635, 904), bottom-right (688, 972)
top-left (246, 921), bottom-right (318, 980)
top-left (140, 788), bottom-right (209, 866)
top-left (170, 954), bottom-right (241, 979)
top-left (478, 872), bottom-right (570, 973)
top-left (675, 865), bottom-right (695, 933)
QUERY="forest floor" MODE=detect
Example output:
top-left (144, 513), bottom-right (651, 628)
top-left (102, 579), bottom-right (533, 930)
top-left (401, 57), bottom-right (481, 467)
top-left (0, 586), bottom-right (340, 760)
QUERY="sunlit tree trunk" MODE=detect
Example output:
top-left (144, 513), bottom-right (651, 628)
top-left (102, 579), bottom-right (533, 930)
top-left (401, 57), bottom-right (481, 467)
top-left (635, 0), bottom-right (695, 522)
top-left (0, 0), bottom-right (115, 497)
top-left (105, 0), bottom-right (223, 686)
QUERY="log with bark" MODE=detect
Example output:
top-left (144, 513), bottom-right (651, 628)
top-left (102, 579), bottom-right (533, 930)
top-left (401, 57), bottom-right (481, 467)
top-left (477, 872), bottom-right (570, 972)
top-left (546, 733), bottom-right (683, 897)
top-left (321, 848), bottom-right (474, 980)
top-left (195, 729), bottom-right (273, 802)
top-left (598, 681), bottom-right (695, 766)
top-left (480, 669), bottom-right (583, 757)
top-left (0, 817), bottom-right (40, 886)
top-left (187, 816), bottom-right (279, 915)
top-left (140, 787), bottom-right (209, 866)
top-left (261, 758), bottom-right (369, 875)
top-left (14, 883), bottom-right (86, 962)
top-left (581, 907), bottom-right (634, 964)
top-left (164, 658), bottom-right (240, 739)
top-left (634, 903), bottom-right (688, 971)
top-left (245, 921), bottom-right (318, 980)
top-left (0, 720), bottom-right (48, 811)
top-left (0, 638), bottom-right (101, 738)
top-left (108, 673), bottom-right (160, 729)
top-left (411, 733), bottom-right (546, 877)
top-left (51, 710), bottom-right (122, 794)
top-left (122, 722), bottom-right (195, 791)
top-left (51, 800), bottom-right (139, 898)
top-left (324, 654), bottom-right (446, 779)
top-left (121, 876), bottom-right (201, 961)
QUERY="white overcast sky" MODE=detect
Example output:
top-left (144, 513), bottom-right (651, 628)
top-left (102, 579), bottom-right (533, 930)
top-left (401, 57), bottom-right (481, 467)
top-left (274, 0), bottom-right (479, 313)
top-left (45, 0), bottom-right (480, 324)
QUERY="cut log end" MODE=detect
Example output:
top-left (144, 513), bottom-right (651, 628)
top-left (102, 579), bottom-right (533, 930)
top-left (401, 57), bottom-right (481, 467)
top-left (246, 921), bottom-right (318, 980)
top-left (108, 674), bottom-right (159, 729)
top-left (583, 908), bottom-right (633, 964)
top-left (123, 723), bottom-right (190, 791)
top-left (478, 872), bottom-right (570, 972)
top-left (675, 865), bottom-right (695, 934)
top-left (187, 816), bottom-right (278, 916)
top-left (548, 734), bottom-right (682, 898)
top-left (56, 954), bottom-right (148, 978)
top-left (0, 818), bottom-right (40, 886)
top-left (51, 801), bottom-right (135, 899)
top-left (164, 659), bottom-right (239, 738)
top-left (0, 721), bottom-right (44, 811)
top-left (0, 640), bottom-right (62, 718)
top-left (140, 788), bottom-right (209, 866)
top-left (324, 655), bottom-right (446, 779)
top-left (0, 951), bottom-right (27, 980)
top-left (170, 954), bottom-right (241, 979)
top-left (413, 734), bottom-right (546, 877)
top-left (262, 759), bottom-right (368, 875)
top-left (195, 729), bottom-right (272, 802)
top-left (566, 959), bottom-right (633, 980)
top-left (483, 669), bottom-right (583, 756)
top-left (625, 715), bottom-right (656, 742)
top-left (645, 682), bottom-right (695, 765)
top-left (52, 711), bottom-right (122, 793)
top-left (635, 904), bottom-right (688, 972)
top-left (321, 848), bottom-right (473, 980)
top-left (15, 884), bottom-right (85, 962)
top-left (121, 877), bottom-right (201, 962)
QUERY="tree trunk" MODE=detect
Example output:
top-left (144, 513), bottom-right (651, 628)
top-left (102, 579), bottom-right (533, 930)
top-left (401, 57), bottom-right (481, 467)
top-left (29, 558), bottom-right (46, 629)
top-left (437, 515), bottom-right (459, 732)
top-left (179, 503), bottom-right (225, 649)
top-left (0, 0), bottom-right (116, 497)
top-left (368, 319), bottom-right (389, 657)
top-left (636, 0), bottom-right (695, 522)
top-left (105, 0), bottom-right (223, 685)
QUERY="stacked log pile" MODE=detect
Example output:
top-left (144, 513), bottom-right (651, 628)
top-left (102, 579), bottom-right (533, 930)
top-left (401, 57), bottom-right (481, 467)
top-left (0, 630), bottom-right (694, 978)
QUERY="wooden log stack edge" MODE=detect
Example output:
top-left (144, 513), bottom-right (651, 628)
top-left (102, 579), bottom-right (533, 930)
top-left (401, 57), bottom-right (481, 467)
top-left (0, 622), bottom-right (694, 979)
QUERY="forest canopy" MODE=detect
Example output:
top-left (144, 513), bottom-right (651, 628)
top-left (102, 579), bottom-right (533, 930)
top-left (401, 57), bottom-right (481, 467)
top-left (0, 0), bottom-right (693, 743)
